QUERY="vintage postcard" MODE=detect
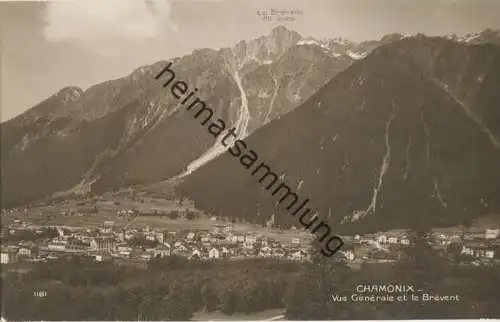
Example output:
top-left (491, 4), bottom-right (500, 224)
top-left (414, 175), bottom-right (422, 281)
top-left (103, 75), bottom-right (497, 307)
top-left (1, 0), bottom-right (499, 320)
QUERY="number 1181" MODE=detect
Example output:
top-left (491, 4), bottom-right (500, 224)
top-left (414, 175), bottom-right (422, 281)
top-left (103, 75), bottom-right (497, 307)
top-left (33, 291), bottom-right (47, 297)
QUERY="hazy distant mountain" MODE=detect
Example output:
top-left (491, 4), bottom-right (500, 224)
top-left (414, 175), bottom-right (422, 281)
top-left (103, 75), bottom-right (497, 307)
top-left (178, 36), bottom-right (500, 233)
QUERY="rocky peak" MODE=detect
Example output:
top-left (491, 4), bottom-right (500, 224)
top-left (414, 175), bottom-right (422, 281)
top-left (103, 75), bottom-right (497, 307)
top-left (380, 32), bottom-right (405, 43)
top-left (460, 28), bottom-right (500, 46)
top-left (231, 25), bottom-right (302, 67)
top-left (270, 24), bottom-right (302, 44)
top-left (56, 86), bottom-right (84, 103)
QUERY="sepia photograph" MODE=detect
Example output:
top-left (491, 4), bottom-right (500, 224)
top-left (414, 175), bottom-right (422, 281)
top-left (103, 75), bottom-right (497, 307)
top-left (1, 0), bottom-right (500, 320)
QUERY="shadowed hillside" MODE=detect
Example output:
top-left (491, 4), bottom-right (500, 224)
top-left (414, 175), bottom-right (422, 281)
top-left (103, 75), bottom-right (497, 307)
top-left (178, 36), bottom-right (500, 233)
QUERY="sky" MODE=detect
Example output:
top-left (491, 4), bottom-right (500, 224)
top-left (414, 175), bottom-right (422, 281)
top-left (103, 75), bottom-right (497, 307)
top-left (1, 0), bottom-right (500, 121)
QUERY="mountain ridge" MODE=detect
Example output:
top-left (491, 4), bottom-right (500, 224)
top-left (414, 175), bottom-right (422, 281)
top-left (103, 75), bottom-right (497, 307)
top-left (177, 35), bottom-right (500, 233)
top-left (2, 26), bottom-right (499, 210)
top-left (1, 25), bottom-right (355, 207)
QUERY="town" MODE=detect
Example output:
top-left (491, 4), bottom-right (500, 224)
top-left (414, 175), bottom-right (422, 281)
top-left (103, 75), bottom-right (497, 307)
top-left (1, 218), bottom-right (313, 265)
top-left (1, 197), bottom-right (499, 268)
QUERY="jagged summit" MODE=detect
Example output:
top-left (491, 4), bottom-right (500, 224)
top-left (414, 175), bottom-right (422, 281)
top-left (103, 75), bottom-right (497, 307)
top-left (460, 28), bottom-right (500, 45)
top-left (231, 24), bottom-right (302, 67)
top-left (57, 86), bottom-right (84, 97)
top-left (270, 24), bottom-right (302, 40)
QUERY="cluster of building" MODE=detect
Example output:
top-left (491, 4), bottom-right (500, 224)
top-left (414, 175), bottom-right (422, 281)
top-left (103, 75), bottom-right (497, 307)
top-left (431, 228), bottom-right (500, 262)
top-left (348, 228), bottom-right (500, 265)
top-left (0, 220), bottom-right (313, 264)
top-left (2, 214), bottom-right (499, 267)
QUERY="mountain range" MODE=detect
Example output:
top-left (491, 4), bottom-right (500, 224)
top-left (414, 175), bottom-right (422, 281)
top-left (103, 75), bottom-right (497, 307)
top-left (2, 26), bottom-right (500, 232)
top-left (178, 33), bottom-right (500, 233)
top-left (0, 25), bottom-right (388, 207)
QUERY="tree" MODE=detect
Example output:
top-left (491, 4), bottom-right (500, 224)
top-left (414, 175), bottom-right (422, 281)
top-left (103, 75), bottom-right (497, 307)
top-left (447, 242), bottom-right (463, 263)
top-left (127, 236), bottom-right (158, 248)
top-left (285, 241), bottom-right (355, 320)
top-left (169, 211), bottom-right (179, 220)
top-left (391, 229), bottom-right (449, 318)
